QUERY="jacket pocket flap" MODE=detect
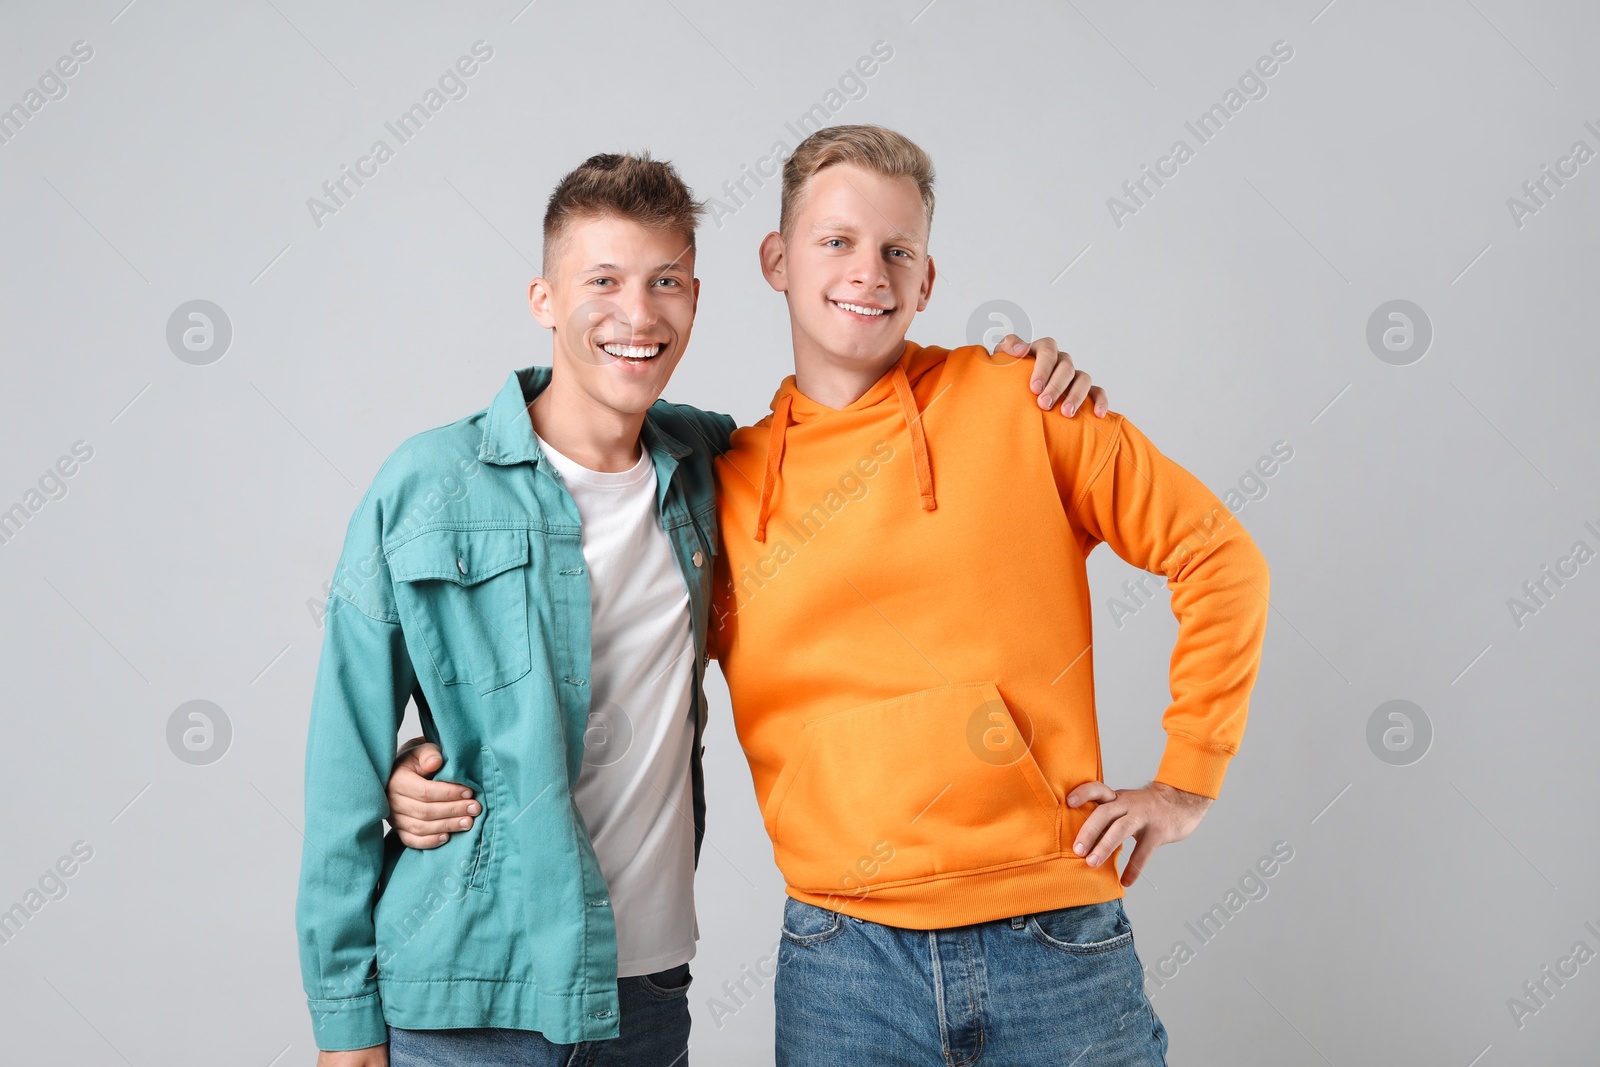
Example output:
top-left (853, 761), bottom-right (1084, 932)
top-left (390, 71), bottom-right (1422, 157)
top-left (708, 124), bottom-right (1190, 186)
top-left (388, 528), bottom-right (529, 586)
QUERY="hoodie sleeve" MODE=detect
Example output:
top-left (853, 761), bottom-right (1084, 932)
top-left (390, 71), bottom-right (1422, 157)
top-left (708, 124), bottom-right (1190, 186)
top-left (1045, 411), bottom-right (1270, 798)
top-left (295, 489), bottom-right (414, 1051)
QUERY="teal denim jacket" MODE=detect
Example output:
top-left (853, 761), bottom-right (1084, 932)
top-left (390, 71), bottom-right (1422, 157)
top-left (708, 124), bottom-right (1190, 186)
top-left (295, 367), bottom-right (733, 1051)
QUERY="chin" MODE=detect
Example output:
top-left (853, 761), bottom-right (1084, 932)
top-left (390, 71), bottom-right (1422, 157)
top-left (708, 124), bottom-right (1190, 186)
top-left (600, 386), bottom-right (660, 416)
top-left (828, 335), bottom-right (897, 367)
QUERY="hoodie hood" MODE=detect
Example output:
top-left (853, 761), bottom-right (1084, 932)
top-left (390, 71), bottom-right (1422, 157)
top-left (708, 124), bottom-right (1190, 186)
top-left (753, 341), bottom-right (941, 542)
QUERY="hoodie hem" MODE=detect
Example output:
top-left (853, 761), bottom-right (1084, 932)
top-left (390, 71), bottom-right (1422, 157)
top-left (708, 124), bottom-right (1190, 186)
top-left (787, 852), bottom-right (1126, 930)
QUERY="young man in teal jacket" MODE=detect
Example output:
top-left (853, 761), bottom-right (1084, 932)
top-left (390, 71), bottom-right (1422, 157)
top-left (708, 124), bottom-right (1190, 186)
top-left (296, 150), bottom-right (1099, 1066)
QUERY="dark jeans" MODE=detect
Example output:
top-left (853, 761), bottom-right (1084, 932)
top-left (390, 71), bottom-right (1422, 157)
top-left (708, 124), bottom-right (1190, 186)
top-left (775, 897), bottom-right (1169, 1065)
top-left (388, 963), bottom-right (692, 1067)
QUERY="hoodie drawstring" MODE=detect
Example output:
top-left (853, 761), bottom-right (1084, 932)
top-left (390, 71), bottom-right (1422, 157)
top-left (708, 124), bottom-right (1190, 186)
top-left (752, 365), bottom-right (936, 543)
top-left (753, 392), bottom-right (793, 543)
top-left (891, 363), bottom-right (937, 513)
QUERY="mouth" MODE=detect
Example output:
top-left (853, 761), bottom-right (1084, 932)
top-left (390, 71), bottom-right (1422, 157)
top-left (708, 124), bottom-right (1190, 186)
top-left (597, 340), bottom-right (667, 363)
top-left (832, 299), bottom-right (893, 320)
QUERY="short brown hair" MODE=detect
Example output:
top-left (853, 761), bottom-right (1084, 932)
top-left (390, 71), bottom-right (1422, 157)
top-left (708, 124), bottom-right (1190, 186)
top-left (779, 125), bottom-right (936, 236)
top-left (542, 152), bottom-right (704, 274)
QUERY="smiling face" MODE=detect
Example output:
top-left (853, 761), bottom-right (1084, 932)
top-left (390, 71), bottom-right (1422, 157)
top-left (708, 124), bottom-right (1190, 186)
top-left (761, 162), bottom-right (935, 383)
top-left (528, 213), bottom-right (699, 417)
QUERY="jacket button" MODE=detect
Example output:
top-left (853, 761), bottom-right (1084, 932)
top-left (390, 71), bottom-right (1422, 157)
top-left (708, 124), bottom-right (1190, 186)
top-left (692, 550), bottom-right (704, 568)
top-left (456, 558), bottom-right (468, 575)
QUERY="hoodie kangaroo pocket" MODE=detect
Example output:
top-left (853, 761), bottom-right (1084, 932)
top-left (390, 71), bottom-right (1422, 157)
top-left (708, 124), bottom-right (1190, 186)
top-left (765, 682), bottom-right (1063, 894)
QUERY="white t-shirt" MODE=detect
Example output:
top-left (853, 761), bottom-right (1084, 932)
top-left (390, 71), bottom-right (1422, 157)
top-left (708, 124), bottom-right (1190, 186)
top-left (535, 433), bottom-right (699, 977)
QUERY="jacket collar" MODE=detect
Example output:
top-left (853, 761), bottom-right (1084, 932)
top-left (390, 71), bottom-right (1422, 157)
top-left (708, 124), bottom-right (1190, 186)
top-left (478, 366), bottom-right (692, 466)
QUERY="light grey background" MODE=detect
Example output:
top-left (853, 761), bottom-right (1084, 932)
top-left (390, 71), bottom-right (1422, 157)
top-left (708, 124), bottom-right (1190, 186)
top-left (2, 1), bottom-right (1596, 1064)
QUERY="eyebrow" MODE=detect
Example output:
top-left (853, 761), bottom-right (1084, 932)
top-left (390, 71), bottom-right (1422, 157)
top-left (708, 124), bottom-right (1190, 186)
top-left (577, 261), bottom-right (692, 274)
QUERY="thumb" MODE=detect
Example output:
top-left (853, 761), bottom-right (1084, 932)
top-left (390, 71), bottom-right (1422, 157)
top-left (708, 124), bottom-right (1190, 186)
top-left (413, 743), bottom-right (444, 776)
top-left (994, 333), bottom-right (1028, 357)
top-left (397, 741), bottom-right (444, 777)
top-left (1067, 780), bottom-right (1117, 808)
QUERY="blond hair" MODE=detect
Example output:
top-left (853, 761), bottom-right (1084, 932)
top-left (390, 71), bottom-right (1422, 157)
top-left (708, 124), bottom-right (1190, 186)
top-left (779, 125), bottom-right (935, 236)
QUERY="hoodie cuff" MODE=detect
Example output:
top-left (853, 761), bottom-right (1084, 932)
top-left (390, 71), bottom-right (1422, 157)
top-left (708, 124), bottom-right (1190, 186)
top-left (308, 992), bottom-right (386, 1053)
top-left (1154, 734), bottom-right (1234, 799)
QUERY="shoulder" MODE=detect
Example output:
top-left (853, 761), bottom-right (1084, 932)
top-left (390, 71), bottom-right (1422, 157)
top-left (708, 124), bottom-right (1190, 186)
top-left (328, 406), bottom-right (494, 615)
top-left (1043, 404), bottom-right (1129, 466)
top-left (905, 342), bottom-right (1040, 409)
top-left (726, 412), bottom-right (769, 454)
top-left (935, 342), bottom-right (1033, 389)
top-left (370, 407), bottom-right (490, 494)
top-left (649, 400), bottom-right (736, 457)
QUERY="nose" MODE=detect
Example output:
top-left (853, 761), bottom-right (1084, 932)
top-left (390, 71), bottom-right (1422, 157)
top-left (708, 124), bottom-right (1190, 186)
top-left (845, 246), bottom-right (890, 294)
top-left (616, 283), bottom-right (660, 339)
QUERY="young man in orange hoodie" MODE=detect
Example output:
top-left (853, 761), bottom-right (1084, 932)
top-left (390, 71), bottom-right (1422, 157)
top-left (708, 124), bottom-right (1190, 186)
top-left (703, 124), bottom-right (1269, 1064)
top-left (392, 126), bottom-right (1266, 1064)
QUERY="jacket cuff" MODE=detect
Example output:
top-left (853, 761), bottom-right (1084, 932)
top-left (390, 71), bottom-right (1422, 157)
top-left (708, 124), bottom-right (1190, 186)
top-left (308, 992), bottom-right (386, 1052)
top-left (1154, 733), bottom-right (1234, 799)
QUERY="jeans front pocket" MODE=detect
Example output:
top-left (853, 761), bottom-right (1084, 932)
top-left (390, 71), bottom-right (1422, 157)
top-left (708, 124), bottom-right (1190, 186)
top-left (780, 897), bottom-right (845, 947)
top-left (1028, 899), bottom-right (1134, 955)
top-left (388, 527), bottom-right (532, 694)
top-left (637, 963), bottom-right (693, 999)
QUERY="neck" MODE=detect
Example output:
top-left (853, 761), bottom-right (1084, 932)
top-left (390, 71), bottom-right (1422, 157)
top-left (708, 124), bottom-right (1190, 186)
top-left (790, 330), bottom-right (908, 409)
top-left (527, 371), bottom-right (645, 473)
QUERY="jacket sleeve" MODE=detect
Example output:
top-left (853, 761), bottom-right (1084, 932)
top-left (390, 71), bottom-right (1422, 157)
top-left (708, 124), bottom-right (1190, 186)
top-left (295, 491), bottom-right (415, 1051)
top-left (1046, 411), bottom-right (1270, 798)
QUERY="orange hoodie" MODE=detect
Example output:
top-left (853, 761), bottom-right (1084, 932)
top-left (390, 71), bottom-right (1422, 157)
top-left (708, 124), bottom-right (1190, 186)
top-left (712, 342), bottom-right (1270, 928)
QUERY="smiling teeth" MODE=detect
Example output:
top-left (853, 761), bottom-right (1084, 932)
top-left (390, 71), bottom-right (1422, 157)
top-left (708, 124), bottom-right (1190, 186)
top-left (602, 343), bottom-right (661, 359)
top-left (837, 302), bottom-right (888, 316)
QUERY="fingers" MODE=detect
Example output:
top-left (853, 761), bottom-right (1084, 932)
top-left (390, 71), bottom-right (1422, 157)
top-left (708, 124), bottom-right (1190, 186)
top-left (1069, 781), bottom-right (1123, 862)
top-left (1084, 814), bottom-right (1138, 868)
top-left (391, 808), bottom-right (474, 838)
top-left (1088, 385), bottom-right (1108, 417)
top-left (388, 791), bottom-right (479, 822)
top-left (1056, 370), bottom-right (1094, 416)
top-left (1039, 351), bottom-right (1079, 411)
top-left (389, 764), bottom-right (474, 803)
top-left (1021, 336), bottom-right (1060, 394)
top-left (1121, 835), bottom-right (1157, 888)
top-left (395, 827), bottom-right (450, 850)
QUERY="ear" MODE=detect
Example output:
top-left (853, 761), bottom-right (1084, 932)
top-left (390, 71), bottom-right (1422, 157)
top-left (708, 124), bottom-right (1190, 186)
top-left (691, 276), bottom-right (701, 315)
top-left (915, 254), bottom-right (937, 313)
top-left (758, 231), bottom-right (788, 293)
top-left (528, 277), bottom-right (556, 329)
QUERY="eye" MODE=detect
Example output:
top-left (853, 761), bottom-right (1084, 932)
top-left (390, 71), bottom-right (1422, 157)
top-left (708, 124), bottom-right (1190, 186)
top-left (590, 277), bottom-right (614, 287)
top-left (824, 238), bottom-right (846, 249)
top-left (654, 277), bottom-right (681, 288)
top-left (888, 248), bottom-right (912, 260)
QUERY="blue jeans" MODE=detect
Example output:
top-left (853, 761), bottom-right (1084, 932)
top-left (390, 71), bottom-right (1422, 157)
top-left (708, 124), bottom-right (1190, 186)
top-left (387, 963), bottom-right (692, 1067)
top-left (774, 898), bottom-right (1168, 1066)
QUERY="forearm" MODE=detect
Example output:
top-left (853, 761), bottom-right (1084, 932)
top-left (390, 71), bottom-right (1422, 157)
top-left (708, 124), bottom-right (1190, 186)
top-left (1156, 527), bottom-right (1270, 797)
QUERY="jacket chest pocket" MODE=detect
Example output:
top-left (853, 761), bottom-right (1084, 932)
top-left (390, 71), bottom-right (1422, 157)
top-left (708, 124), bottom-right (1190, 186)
top-left (388, 528), bottom-right (533, 694)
